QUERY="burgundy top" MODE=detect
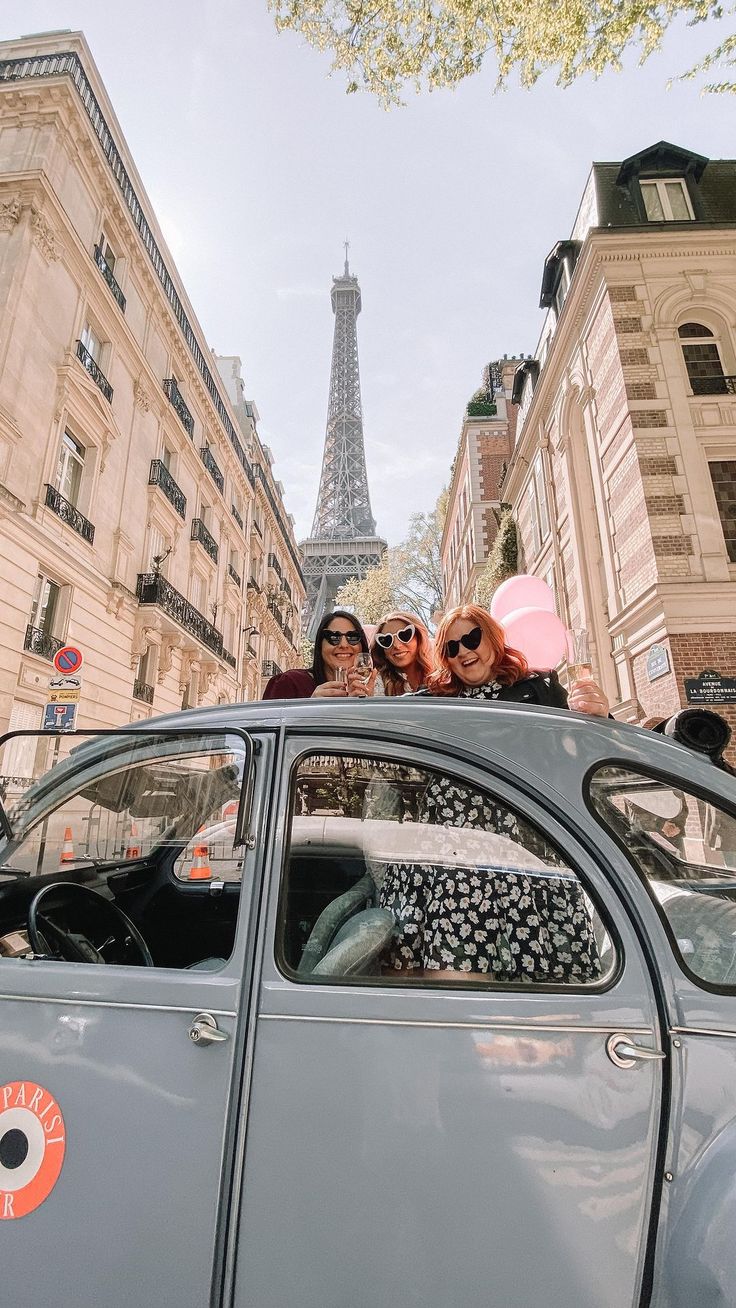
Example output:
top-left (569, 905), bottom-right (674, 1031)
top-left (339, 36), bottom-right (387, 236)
top-left (262, 668), bottom-right (316, 700)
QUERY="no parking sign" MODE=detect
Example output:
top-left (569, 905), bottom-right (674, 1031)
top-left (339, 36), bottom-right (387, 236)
top-left (53, 646), bottom-right (83, 675)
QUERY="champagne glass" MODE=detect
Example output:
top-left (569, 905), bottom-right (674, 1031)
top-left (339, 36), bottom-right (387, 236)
top-left (568, 628), bottom-right (593, 682)
top-left (355, 653), bottom-right (373, 686)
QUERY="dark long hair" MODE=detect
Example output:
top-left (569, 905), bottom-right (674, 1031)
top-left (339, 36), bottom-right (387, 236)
top-left (310, 610), bottom-right (370, 686)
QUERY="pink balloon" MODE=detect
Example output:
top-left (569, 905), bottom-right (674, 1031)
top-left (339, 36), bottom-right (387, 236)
top-left (490, 574), bottom-right (556, 622)
top-left (500, 606), bottom-right (568, 672)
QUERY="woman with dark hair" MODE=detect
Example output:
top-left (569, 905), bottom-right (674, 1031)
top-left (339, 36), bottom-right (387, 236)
top-left (427, 603), bottom-right (608, 714)
top-left (371, 611), bottom-right (434, 695)
top-left (262, 610), bottom-right (376, 700)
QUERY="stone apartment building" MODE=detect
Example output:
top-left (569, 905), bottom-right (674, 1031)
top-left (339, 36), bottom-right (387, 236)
top-left (0, 31), bottom-right (303, 775)
top-left (504, 140), bottom-right (736, 738)
top-left (441, 358), bottom-right (524, 607)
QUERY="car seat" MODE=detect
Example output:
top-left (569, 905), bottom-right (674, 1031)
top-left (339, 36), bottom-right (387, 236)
top-left (297, 872), bottom-right (394, 978)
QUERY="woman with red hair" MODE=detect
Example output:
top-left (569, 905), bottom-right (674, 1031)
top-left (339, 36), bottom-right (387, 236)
top-left (371, 611), bottom-right (434, 695)
top-left (379, 603), bottom-right (607, 981)
top-left (428, 603), bottom-right (608, 714)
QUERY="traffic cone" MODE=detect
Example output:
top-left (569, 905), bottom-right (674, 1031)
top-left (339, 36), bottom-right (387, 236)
top-left (60, 826), bottom-right (75, 866)
top-left (188, 839), bottom-right (212, 881)
top-left (124, 821), bottom-right (140, 860)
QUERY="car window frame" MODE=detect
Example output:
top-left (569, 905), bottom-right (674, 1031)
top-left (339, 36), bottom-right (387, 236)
top-left (275, 741), bottom-right (623, 995)
top-left (0, 725), bottom-right (255, 873)
top-left (585, 755), bottom-right (736, 997)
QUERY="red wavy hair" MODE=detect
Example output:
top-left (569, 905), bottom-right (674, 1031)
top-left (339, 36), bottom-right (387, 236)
top-left (427, 604), bottom-right (528, 696)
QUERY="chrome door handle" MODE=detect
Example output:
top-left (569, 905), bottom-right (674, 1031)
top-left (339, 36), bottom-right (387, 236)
top-left (607, 1032), bottom-right (666, 1069)
top-left (189, 1012), bottom-right (229, 1046)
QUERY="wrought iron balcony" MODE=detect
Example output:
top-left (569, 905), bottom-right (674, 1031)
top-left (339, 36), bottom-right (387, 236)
top-left (93, 245), bottom-right (126, 312)
top-left (281, 577), bottom-right (292, 601)
top-left (284, 624), bottom-right (294, 645)
top-left (199, 445), bottom-right (224, 495)
top-left (268, 599), bottom-right (284, 627)
top-left (227, 563), bottom-right (242, 589)
top-left (691, 375), bottom-right (736, 395)
top-left (191, 518), bottom-right (218, 564)
top-left (262, 660), bottom-right (282, 678)
top-left (247, 576), bottom-right (262, 594)
top-left (231, 503), bottom-right (243, 530)
top-left (24, 624), bottom-right (64, 661)
top-left (136, 573), bottom-right (223, 657)
top-left (268, 552), bottom-right (282, 579)
top-left (163, 377), bottom-right (194, 437)
top-left (148, 459), bottom-right (186, 519)
top-left (133, 679), bottom-right (154, 705)
top-left (222, 649), bottom-right (237, 669)
top-left (76, 340), bottom-right (113, 403)
top-left (45, 483), bottom-right (95, 543)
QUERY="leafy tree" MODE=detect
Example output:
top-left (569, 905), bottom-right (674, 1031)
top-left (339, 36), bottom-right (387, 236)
top-left (336, 487), bottom-right (447, 625)
top-left (268, 0), bottom-right (735, 104)
top-left (474, 504), bottom-right (518, 607)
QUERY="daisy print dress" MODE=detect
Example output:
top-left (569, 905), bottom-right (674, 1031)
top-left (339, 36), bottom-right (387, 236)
top-left (379, 683), bottom-right (601, 983)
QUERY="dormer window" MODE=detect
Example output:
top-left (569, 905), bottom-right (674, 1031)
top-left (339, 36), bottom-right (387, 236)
top-left (640, 178), bottom-right (694, 222)
top-left (539, 241), bottom-right (579, 312)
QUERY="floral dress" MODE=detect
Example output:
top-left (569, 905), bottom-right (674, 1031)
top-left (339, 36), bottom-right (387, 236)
top-left (379, 682), bottom-right (601, 983)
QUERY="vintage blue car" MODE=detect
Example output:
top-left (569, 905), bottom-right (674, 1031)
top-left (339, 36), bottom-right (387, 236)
top-left (1, 697), bottom-right (735, 1307)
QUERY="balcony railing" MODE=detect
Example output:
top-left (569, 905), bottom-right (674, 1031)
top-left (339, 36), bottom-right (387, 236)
top-left (262, 660), bottom-right (282, 678)
top-left (191, 518), bottom-right (218, 564)
top-left (136, 573), bottom-right (223, 657)
top-left (268, 552), bottom-right (282, 579)
top-left (76, 340), bottom-right (113, 403)
top-left (148, 459), bottom-right (186, 519)
top-left (231, 503), bottom-right (243, 530)
top-left (93, 245), bottom-right (126, 312)
top-left (466, 399), bottom-right (497, 417)
top-left (247, 576), bottom-right (262, 594)
top-left (281, 578), bottom-right (292, 601)
top-left (45, 483), bottom-right (95, 543)
top-left (284, 624), bottom-right (294, 645)
top-left (222, 649), bottom-right (237, 669)
top-left (227, 563), bottom-right (242, 589)
top-left (24, 624), bottom-right (64, 661)
top-left (199, 445), bottom-right (224, 495)
top-left (691, 375), bottom-right (736, 395)
top-left (133, 679), bottom-right (154, 705)
top-left (268, 599), bottom-right (284, 628)
top-left (253, 517), bottom-right (263, 537)
top-left (163, 377), bottom-right (194, 437)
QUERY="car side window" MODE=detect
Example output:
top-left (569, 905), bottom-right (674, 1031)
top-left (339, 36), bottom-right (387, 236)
top-left (590, 765), bottom-right (736, 988)
top-left (279, 752), bottom-right (615, 988)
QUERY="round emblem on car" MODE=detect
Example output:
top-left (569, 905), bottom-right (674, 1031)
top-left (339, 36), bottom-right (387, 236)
top-left (0, 1082), bottom-right (65, 1219)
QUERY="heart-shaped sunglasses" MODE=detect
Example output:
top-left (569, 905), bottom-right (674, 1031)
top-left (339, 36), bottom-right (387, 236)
top-left (375, 624), bottom-right (416, 650)
top-left (445, 626), bottom-right (482, 659)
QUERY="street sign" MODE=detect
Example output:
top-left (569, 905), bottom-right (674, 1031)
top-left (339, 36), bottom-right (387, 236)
top-left (53, 646), bottom-right (83, 675)
top-left (685, 669), bottom-right (736, 704)
top-left (49, 674), bottom-right (81, 691)
top-left (42, 703), bottom-right (77, 732)
top-left (47, 688), bottom-right (81, 705)
top-left (646, 644), bottom-right (670, 682)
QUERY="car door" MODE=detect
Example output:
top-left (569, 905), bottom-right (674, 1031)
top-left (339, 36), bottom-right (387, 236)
top-left (0, 726), bottom-right (272, 1308)
top-left (234, 734), bottom-right (666, 1308)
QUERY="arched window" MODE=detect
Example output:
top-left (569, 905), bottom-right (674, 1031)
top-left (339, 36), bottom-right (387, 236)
top-left (678, 322), bottom-right (727, 395)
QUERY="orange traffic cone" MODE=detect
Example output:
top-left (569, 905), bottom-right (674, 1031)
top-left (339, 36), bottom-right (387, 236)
top-left (60, 826), bottom-right (75, 866)
top-left (124, 821), bottom-right (140, 860)
top-left (188, 840), bottom-right (212, 881)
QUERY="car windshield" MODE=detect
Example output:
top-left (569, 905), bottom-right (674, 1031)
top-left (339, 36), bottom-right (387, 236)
top-left (0, 730), bottom-right (247, 878)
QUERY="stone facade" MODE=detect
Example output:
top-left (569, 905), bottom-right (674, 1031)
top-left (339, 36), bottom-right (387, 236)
top-left (0, 32), bottom-right (303, 773)
top-left (504, 141), bottom-right (736, 755)
top-left (441, 359), bottom-right (522, 607)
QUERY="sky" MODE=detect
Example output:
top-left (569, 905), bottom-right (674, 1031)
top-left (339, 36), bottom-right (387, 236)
top-left (2, 2), bottom-right (735, 545)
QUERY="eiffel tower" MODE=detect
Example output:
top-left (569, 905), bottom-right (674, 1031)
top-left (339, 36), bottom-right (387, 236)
top-left (301, 245), bottom-right (386, 640)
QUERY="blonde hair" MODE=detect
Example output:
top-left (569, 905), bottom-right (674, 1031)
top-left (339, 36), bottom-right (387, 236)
top-left (428, 604), bottom-right (528, 696)
top-left (371, 611), bottom-right (435, 696)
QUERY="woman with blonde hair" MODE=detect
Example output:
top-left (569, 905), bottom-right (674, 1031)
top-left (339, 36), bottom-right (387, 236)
top-left (371, 612), bottom-right (434, 695)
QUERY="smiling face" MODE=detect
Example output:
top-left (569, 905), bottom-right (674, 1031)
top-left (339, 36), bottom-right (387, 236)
top-left (443, 616), bottom-right (498, 686)
top-left (321, 618), bottom-right (362, 679)
top-left (378, 619), bottom-right (418, 672)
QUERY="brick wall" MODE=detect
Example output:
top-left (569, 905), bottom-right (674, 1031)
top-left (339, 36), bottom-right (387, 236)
top-left (632, 632), bottom-right (736, 764)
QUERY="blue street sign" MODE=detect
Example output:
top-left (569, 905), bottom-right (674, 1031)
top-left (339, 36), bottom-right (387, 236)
top-left (43, 703), bottom-right (77, 732)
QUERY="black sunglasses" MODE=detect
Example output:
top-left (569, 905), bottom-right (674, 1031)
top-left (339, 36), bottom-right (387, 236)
top-left (376, 623), bottom-right (415, 650)
top-left (445, 626), bottom-right (483, 659)
top-left (323, 629), bottom-right (362, 646)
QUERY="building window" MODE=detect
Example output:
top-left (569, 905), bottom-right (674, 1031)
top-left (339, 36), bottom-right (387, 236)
top-left (98, 234), bottom-right (117, 274)
top-left (640, 178), bottom-right (694, 222)
top-left (533, 453), bottom-right (551, 541)
top-left (80, 322), bottom-right (103, 363)
top-left (190, 571), bottom-right (206, 614)
top-left (30, 573), bottom-right (62, 637)
top-left (148, 525), bottom-right (171, 574)
top-left (56, 431), bottom-right (86, 507)
top-left (708, 460), bottom-right (736, 563)
top-left (678, 323), bottom-right (728, 395)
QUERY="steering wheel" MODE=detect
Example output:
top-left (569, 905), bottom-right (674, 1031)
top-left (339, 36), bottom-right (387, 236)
top-left (28, 882), bottom-right (154, 967)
